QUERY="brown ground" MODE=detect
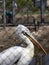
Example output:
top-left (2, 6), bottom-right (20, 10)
top-left (32, 26), bottom-right (49, 55)
top-left (0, 26), bottom-right (49, 55)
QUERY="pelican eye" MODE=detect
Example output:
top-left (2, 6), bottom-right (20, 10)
top-left (22, 31), bottom-right (29, 37)
top-left (22, 31), bottom-right (26, 35)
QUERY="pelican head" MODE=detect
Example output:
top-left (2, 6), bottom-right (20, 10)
top-left (16, 24), bottom-right (47, 55)
top-left (16, 24), bottom-right (31, 40)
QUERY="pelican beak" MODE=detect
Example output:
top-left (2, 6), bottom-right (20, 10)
top-left (24, 32), bottom-right (47, 55)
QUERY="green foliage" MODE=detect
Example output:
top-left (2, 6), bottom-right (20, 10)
top-left (5, 0), bottom-right (11, 9)
top-left (5, 0), bottom-right (33, 9)
top-left (5, 0), bottom-right (39, 13)
top-left (16, 0), bottom-right (32, 8)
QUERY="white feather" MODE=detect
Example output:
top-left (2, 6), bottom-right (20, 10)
top-left (0, 25), bottom-right (34, 65)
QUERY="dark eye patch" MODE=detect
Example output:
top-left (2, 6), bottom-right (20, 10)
top-left (22, 31), bottom-right (29, 37)
top-left (22, 31), bottom-right (26, 35)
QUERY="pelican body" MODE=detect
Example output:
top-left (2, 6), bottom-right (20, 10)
top-left (0, 25), bottom-right (47, 65)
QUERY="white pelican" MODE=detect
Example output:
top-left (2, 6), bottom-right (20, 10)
top-left (0, 25), bottom-right (47, 65)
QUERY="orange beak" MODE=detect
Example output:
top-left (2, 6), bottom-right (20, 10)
top-left (25, 32), bottom-right (47, 55)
